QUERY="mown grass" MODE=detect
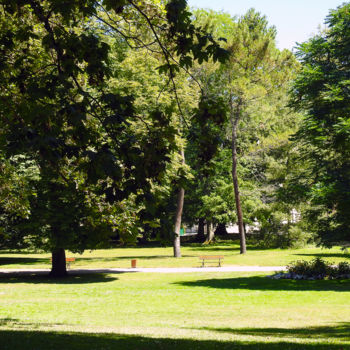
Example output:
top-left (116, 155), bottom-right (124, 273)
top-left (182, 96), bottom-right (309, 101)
top-left (0, 271), bottom-right (350, 349)
top-left (0, 242), bottom-right (349, 269)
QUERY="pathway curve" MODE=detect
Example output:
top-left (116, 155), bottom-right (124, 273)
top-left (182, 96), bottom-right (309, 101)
top-left (0, 266), bottom-right (286, 275)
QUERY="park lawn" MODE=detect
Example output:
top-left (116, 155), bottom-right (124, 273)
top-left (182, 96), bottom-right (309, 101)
top-left (0, 271), bottom-right (350, 349)
top-left (0, 242), bottom-right (349, 269)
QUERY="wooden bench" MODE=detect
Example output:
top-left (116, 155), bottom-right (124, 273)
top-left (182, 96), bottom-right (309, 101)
top-left (199, 255), bottom-right (224, 267)
top-left (50, 257), bottom-right (75, 269)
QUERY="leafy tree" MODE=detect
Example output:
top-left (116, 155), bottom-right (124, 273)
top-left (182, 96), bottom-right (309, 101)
top-left (290, 3), bottom-right (350, 246)
top-left (0, 155), bottom-right (38, 249)
top-left (222, 9), bottom-right (296, 253)
top-left (0, 0), bottom-right (228, 275)
top-left (189, 9), bottom-right (298, 251)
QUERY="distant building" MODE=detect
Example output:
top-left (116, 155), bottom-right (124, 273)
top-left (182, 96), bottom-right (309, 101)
top-left (226, 222), bottom-right (260, 234)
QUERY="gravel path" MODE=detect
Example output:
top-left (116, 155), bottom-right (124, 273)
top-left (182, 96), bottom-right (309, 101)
top-left (0, 266), bottom-right (286, 275)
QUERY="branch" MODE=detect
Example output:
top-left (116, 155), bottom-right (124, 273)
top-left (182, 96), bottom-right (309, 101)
top-left (126, 0), bottom-right (188, 129)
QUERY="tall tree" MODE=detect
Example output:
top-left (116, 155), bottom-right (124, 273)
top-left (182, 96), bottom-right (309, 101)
top-left (192, 9), bottom-right (296, 253)
top-left (290, 3), bottom-right (350, 246)
top-left (224, 10), bottom-right (295, 253)
top-left (0, 0), bottom-right (228, 275)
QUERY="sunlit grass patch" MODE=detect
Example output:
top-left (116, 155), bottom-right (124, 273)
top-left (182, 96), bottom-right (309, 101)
top-left (0, 243), bottom-right (349, 269)
top-left (0, 271), bottom-right (350, 349)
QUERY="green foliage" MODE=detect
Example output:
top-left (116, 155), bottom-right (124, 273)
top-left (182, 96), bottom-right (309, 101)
top-left (286, 258), bottom-right (350, 279)
top-left (0, 155), bottom-right (39, 249)
top-left (287, 258), bottom-right (330, 278)
top-left (0, 0), bottom-right (229, 257)
top-left (290, 3), bottom-right (350, 247)
top-left (185, 9), bottom-right (302, 248)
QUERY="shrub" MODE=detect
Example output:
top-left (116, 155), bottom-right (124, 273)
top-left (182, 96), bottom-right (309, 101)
top-left (271, 258), bottom-right (350, 280)
top-left (287, 257), bottom-right (330, 278)
top-left (337, 261), bottom-right (350, 275)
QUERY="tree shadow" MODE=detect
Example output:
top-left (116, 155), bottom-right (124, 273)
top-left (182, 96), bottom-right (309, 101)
top-left (188, 246), bottom-right (237, 252)
top-left (175, 276), bottom-right (350, 292)
top-left (0, 329), bottom-right (349, 350)
top-left (0, 257), bottom-right (49, 266)
top-left (78, 255), bottom-right (175, 261)
top-left (192, 323), bottom-right (350, 341)
top-left (0, 250), bottom-right (44, 255)
top-left (0, 273), bottom-right (118, 284)
top-left (188, 244), bottom-right (280, 252)
top-left (296, 253), bottom-right (350, 259)
top-left (76, 254), bottom-right (199, 262)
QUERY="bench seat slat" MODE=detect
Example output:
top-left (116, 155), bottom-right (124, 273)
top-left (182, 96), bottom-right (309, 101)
top-left (199, 255), bottom-right (224, 267)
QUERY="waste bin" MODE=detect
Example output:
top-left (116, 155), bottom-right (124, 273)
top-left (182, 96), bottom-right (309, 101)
top-left (131, 259), bottom-right (137, 268)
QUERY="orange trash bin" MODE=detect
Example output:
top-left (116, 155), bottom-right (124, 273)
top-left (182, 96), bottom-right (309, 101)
top-left (131, 259), bottom-right (137, 268)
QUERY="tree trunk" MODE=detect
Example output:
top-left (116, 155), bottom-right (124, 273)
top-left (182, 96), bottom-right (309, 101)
top-left (173, 186), bottom-right (184, 257)
top-left (196, 218), bottom-right (206, 242)
top-left (230, 98), bottom-right (247, 254)
top-left (50, 248), bottom-right (67, 277)
top-left (205, 221), bottom-right (215, 243)
top-left (173, 148), bottom-right (185, 258)
top-left (215, 223), bottom-right (228, 236)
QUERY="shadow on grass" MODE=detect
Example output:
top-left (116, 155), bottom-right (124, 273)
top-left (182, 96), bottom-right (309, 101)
top-left (0, 250), bottom-right (44, 255)
top-left (296, 253), bottom-right (350, 259)
top-left (193, 323), bottom-right (350, 341)
top-left (175, 276), bottom-right (350, 292)
top-left (187, 245), bottom-right (239, 252)
top-left (0, 257), bottom-right (48, 266)
top-left (0, 273), bottom-right (118, 284)
top-left (76, 255), bottom-right (199, 262)
top-left (188, 243), bottom-right (281, 252)
top-left (0, 329), bottom-right (349, 350)
top-left (78, 255), bottom-right (174, 261)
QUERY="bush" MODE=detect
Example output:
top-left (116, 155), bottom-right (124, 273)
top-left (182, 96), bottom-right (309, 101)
top-left (287, 257), bottom-right (330, 279)
top-left (270, 258), bottom-right (350, 280)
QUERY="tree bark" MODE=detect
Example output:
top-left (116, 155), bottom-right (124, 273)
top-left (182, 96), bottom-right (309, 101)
top-left (173, 148), bottom-right (185, 258)
top-left (196, 218), bottom-right (206, 243)
top-left (173, 186), bottom-right (184, 257)
top-left (230, 98), bottom-right (247, 254)
top-left (215, 223), bottom-right (227, 236)
top-left (50, 248), bottom-right (67, 277)
top-left (205, 221), bottom-right (215, 243)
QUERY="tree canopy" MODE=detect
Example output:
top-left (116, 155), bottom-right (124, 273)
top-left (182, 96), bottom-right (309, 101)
top-left (0, 0), bottom-right (228, 275)
top-left (290, 2), bottom-right (350, 247)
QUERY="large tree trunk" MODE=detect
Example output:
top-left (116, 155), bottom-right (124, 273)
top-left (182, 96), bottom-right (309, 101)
top-left (215, 223), bottom-right (228, 236)
top-left (50, 248), bottom-right (67, 277)
top-left (196, 218), bottom-right (206, 242)
top-left (173, 148), bottom-right (185, 258)
top-left (230, 99), bottom-right (247, 254)
top-left (205, 221), bottom-right (215, 243)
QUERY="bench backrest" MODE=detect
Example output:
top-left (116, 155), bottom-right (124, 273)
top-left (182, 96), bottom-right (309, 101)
top-left (199, 255), bottom-right (224, 259)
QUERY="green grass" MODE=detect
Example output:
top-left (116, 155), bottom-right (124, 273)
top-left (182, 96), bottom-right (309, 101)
top-left (0, 242), bottom-right (349, 269)
top-left (0, 271), bottom-right (350, 349)
top-left (1, 243), bottom-right (350, 348)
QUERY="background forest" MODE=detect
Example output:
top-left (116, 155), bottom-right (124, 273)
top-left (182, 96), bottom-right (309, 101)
top-left (0, 0), bottom-right (349, 276)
